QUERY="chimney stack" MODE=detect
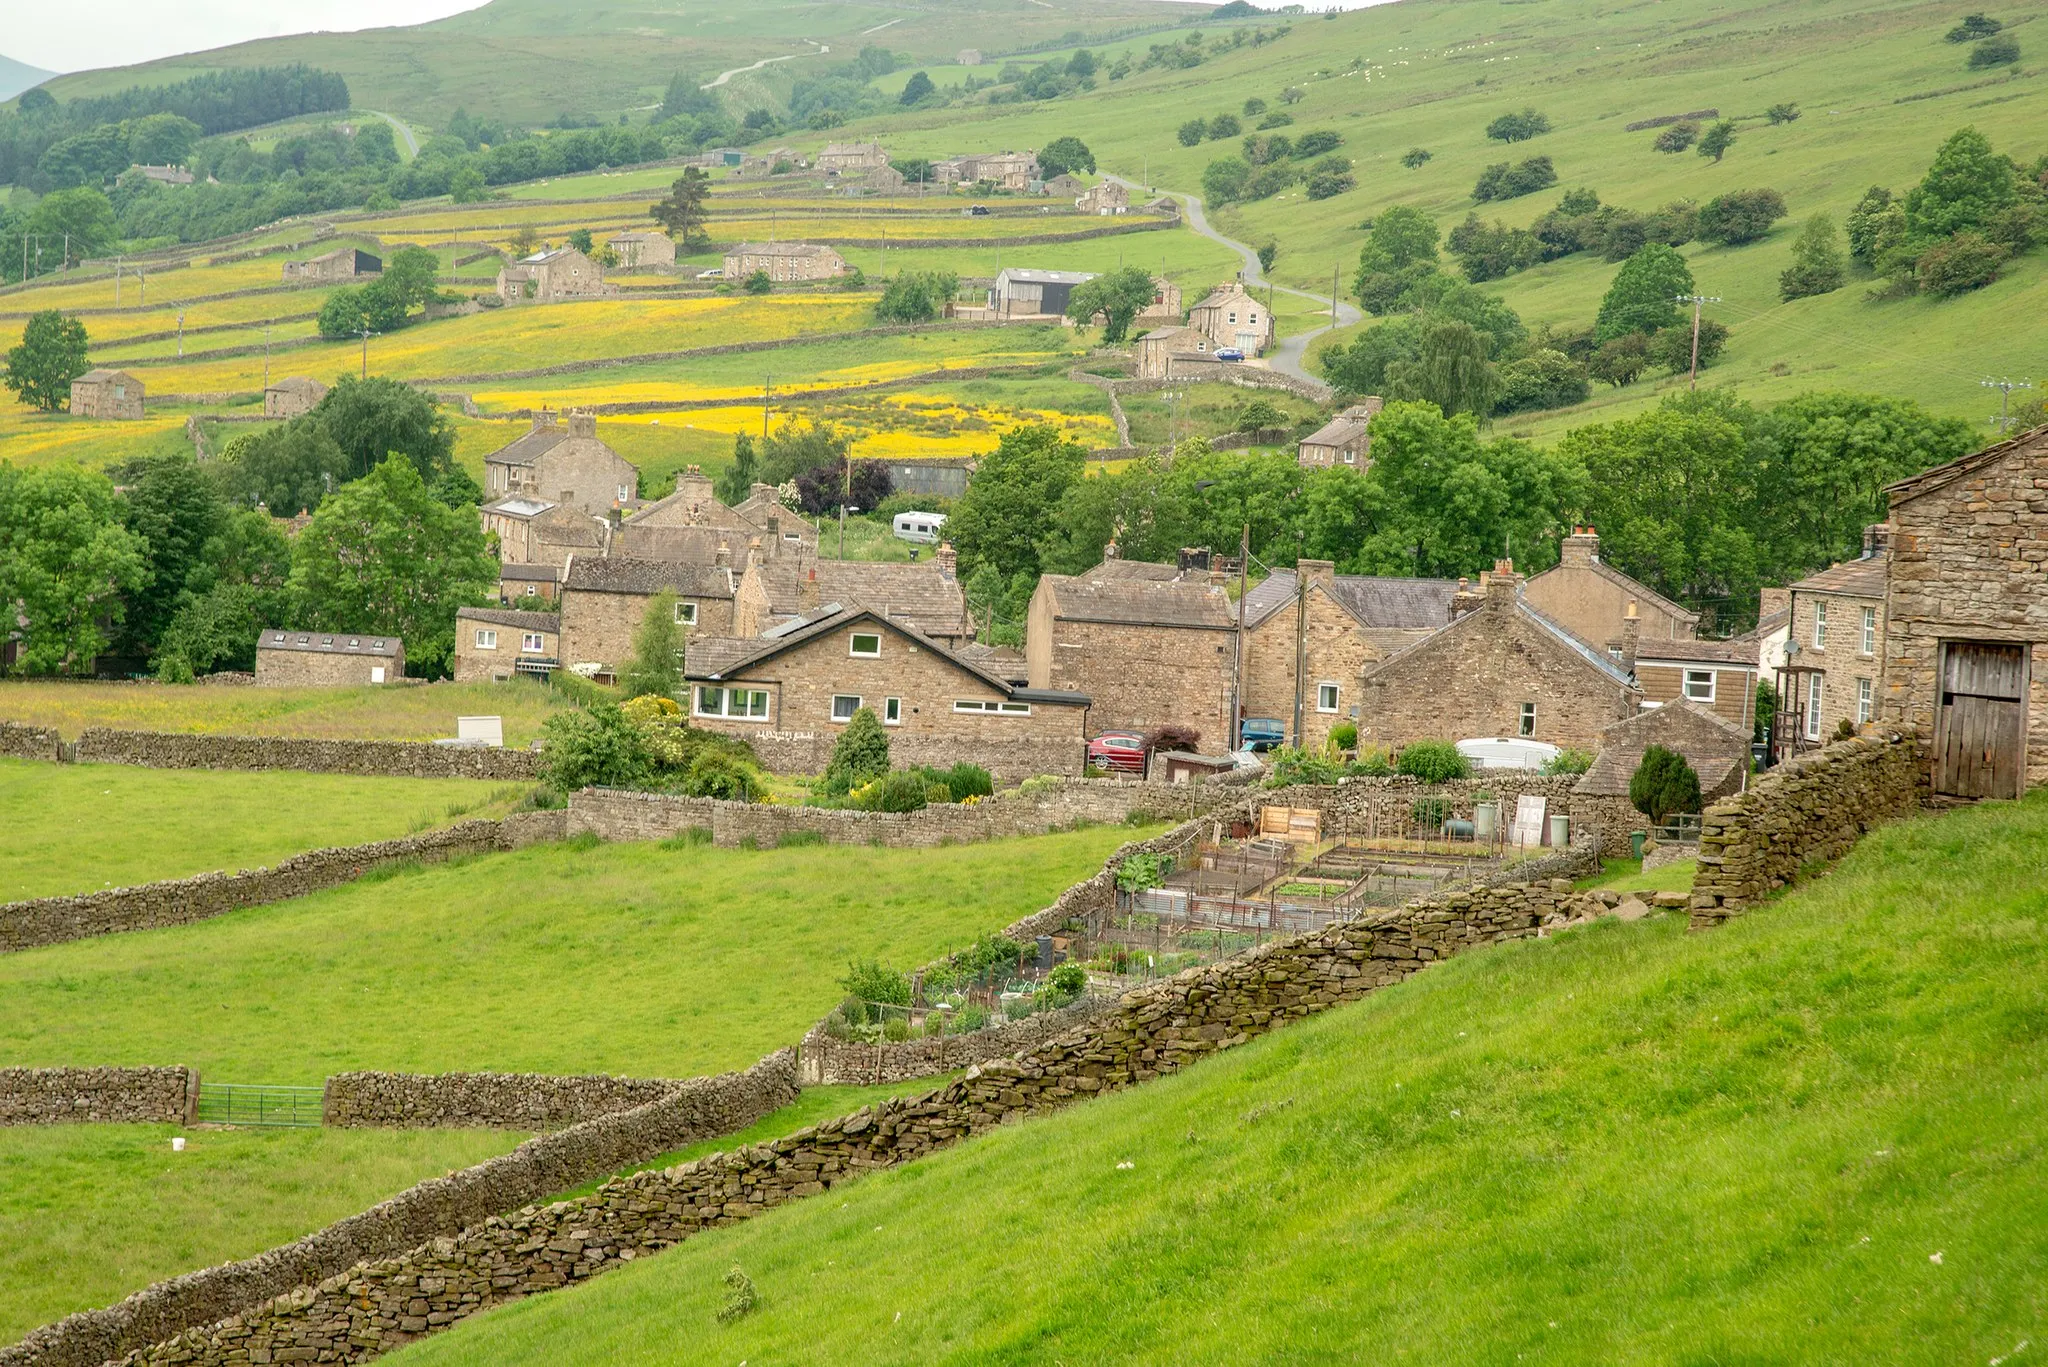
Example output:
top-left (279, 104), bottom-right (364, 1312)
top-left (1103, 540), bottom-right (1119, 561)
top-left (800, 566), bottom-right (821, 612)
top-left (1484, 558), bottom-right (1520, 608)
top-left (1759, 586), bottom-right (1791, 620)
top-left (530, 409), bottom-right (558, 434)
top-left (1451, 575), bottom-right (1485, 619)
top-left (1620, 603), bottom-right (1640, 676)
top-left (1559, 526), bottom-right (1600, 569)
top-left (714, 538), bottom-right (731, 568)
top-left (1862, 522), bottom-right (1892, 558)
top-left (935, 541), bottom-right (958, 577)
top-left (1299, 558), bottom-right (1336, 589)
top-left (567, 411), bottom-right (596, 439)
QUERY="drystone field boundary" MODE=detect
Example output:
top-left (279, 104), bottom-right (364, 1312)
top-left (0, 723), bottom-right (541, 780)
top-left (0, 1068), bottom-right (198, 1126)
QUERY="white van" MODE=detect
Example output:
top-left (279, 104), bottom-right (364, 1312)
top-left (1455, 737), bottom-right (1562, 771)
top-left (892, 511), bottom-right (947, 544)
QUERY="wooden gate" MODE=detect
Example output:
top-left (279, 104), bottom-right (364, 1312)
top-left (1934, 641), bottom-right (2028, 799)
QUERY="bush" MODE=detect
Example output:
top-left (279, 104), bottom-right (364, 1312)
top-left (1968, 35), bottom-right (2019, 67)
top-left (1472, 156), bottom-right (1557, 202)
top-left (744, 270), bottom-right (772, 294)
top-left (1765, 102), bottom-right (1800, 124)
top-left (822, 706), bottom-right (890, 794)
top-left (1048, 962), bottom-right (1088, 996)
top-left (717, 1265), bottom-right (758, 1324)
top-left (1493, 348), bottom-right (1590, 414)
top-left (538, 702), bottom-right (646, 791)
top-left (1396, 739), bottom-right (1471, 782)
top-left (1267, 745), bottom-right (1342, 786)
top-left (1588, 332), bottom-right (1652, 387)
top-left (1629, 744), bottom-right (1702, 825)
top-left (956, 1003), bottom-right (991, 1032)
top-left (943, 761), bottom-right (994, 800)
top-left (1649, 319), bottom-right (1729, 374)
top-left (680, 750), bottom-right (759, 801)
top-left (1400, 147), bottom-right (1432, 169)
top-left (1176, 118), bottom-right (1206, 147)
top-left (882, 1017), bottom-right (912, 1042)
top-left (850, 769), bottom-right (933, 813)
top-left (1946, 13), bottom-right (2002, 41)
top-left (1918, 230), bottom-right (2009, 297)
top-left (1144, 722), bottom-right (1202, 753)
top-left (1348, 747), bottom-right (1394, 777)
top-left (873, 269), bottom-right (958, 323)
top-left (1654, 122), bottom-right (1699, 153)
top-left (1115, 852), bottom-right (1168, 892)
top-left (1542, 747), bottom-right (1595, 776)
top-left (1328, 721), bottom-right (1359, 751)
top-left (1306, 170), bottom-right (1356, 200)
top-left (840, 959), bottom-right (910, 1019)
top-left (1293, 129), bottom-right (1343, 158)
top-left (1208, 113), bottom-right (1241, 139)
top-left (1697, 188), bottom-right (1789, 244)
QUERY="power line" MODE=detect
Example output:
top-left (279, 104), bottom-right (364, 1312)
top-left (1983, 376), bottom-right (2035, 433)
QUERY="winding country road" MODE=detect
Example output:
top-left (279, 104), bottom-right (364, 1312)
top-left (362, 111), bottom-right (419, 158)
top-left (1108, 175), bottom-right (1360, 388)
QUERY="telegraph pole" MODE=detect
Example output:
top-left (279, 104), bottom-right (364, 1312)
top-left (177, 312), bottom-right (185, 359)
top-left (358, 325), bottom-right (376, 378)
top-left (1983, 376), bottom-right (2035, 433)
top-left (1292, 563), bottom-right (1308, 746)
top-left (1675, 293), bottom-right (1721, 390)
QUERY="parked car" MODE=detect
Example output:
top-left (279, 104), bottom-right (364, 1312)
top-left (1239, 717), bottom-right (1286, 751)
top-left (1215, 347), bottom-right (1245, 362)
top-left (1088, 731), bottom-right (1147, 773)
top-left (1454, 736), bottom-right (1562, 771)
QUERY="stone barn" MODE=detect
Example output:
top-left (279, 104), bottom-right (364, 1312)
top-left (607, 232), bottom-right (675, 269)
top-left (69, 369), bottom-right (144, 419)
top-left (263, 376), bottom-right (328, 418)
top-left (497, 246), bottom-right (611, 304)
top-left (283, 247), bottom-right (380, 282)
top-left (254, 629), bottom-right (404, 686)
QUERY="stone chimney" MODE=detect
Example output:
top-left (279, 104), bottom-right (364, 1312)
top-left (1451, 575), bottom-right (1485, 619)
top-left (764, 514), bottom-right (781, 556)
top-left (1484, 558), bottom-right (1520, 608)
top-left (1299, 558), bottom-right (1336, 589)
top-left (1862, 522), bottom-right (1892, 558)
top-left (1559, 526), bottom-right (1600, 569)
top-left (714, 538), bottom-right (731, 568)
top-left (677, 464), bottom-right (714, 510)
top-left (800, 566), bottom-right (821, 612)
top-left (1620, 604), bottom-right (1640, 676)
top-left (749, 482), bottom-right (777, 501)
top-left (745, 536), bottom-right (763, 572)
top-left (567, 411), bottom-right (596, 439)
top-left (1759, 586), bottom-right (1791, 620)
top-left (529, 410), bottom-right (559, 434)
top-left (1103, 540), bottom-right (1119, 561)
top-left (935, 541), bottom-right (958, 578)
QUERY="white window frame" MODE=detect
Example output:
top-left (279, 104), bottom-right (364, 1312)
top-left (831, 694), bottom-right (863, 722)
top-left (1861, 607), bottom-right (1876, 655)
top-left (1519, 702), bottom-right (1536, 737)
top-left (474, 629), bottom-right (498, 650)
top-left (1813, 600), bottom-right (1828, 650)
top-left (1316, 682), bottom-right (1340, 714)
top-left (521, 632), bottom-right (545, 654)
top-left (954, 699), bottom-right (1032, 715)
top-left (1805, 674), bottom-right (1824, 740)
top-left (1856, 677), bottom-right (1873, 724)
top-left (884, 697), bottom-right (902, 725)
top-left (694, 686), bottom-right (771, 720)
top-left (1683, 670), bottom-right (1716, 703)
top-left (674, 601), bottom-right (697, 626)
top-left (849, 632), bottom-right (882, 658)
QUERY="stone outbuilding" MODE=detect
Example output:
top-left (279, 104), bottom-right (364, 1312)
top-left (721, 242), bottom-right (849, 282)
top-left (1133, 325), bottom-right (1213, 379)
top-left (989, 268), bottom-right (1095, 320)
top-left (558, 556), bottom-right (741, 675)
top-left (1521, 527), bottom-right (1699, 658)
top-left (1358, 563), bottom-right (1642, 753)
top-left (263, 376), bottom-right (328, 419)
top-left (1026, 553), bottom-right (1237, 745)
top-left (496, 560), bottom-right (561, 605)
top-left (254, 628), bottom-right (403, 686)
top-left (1187, 281), bottom-right (1273, 356)
top-left (1780, 526), bottom-right (1889, 756)
top-left (481, 412), bottom-right (640, 518)
top-left (69, 369), bottom-right (143, 419)
top-left (1132, 277), bottom-right (1184, 330)
top-left (283, 247), bottom-right (380, 283)
top-left (453, 607), bottom-right (560, 682)
top-left (607, 231), bottom-right (675, 269)
top-left (1881, 422), bottom-right (2048, 798)
top-left (685, 605), bottom-right (1090, 778)
top-left (1574, 698), bottom-right (1753, 806)
top-left (1296, 400), bottom-right (1382, 469)
top-left (497, 246), bottom-right (611, 304)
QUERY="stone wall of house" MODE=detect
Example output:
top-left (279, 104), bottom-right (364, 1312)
top-left (0, 814), bottom-right (567, 955)
top-left (563, 778), bottom-right (1228, 850)
top-left (323, 1070), bottom-right (688, 1130)
top-left (70, 728), bottom-right (542, 780)
top-left (1688, 735), bottom-right (1925, 929)
top-left (89, 876), bottom-right (1592, 1367)
top-left (798, 996), bottom-right (1118, 1086)
top-left (0, 722), bottom-right (62, 760)
top-left (3, 1052), bottom-right (799, 1367)
top-left (1032, 617), bottom-right (1236, 746)
top-left (0, 1067), bottom-right (196, 1126)
top-left (1787, 586), bottom-right (1886, 743)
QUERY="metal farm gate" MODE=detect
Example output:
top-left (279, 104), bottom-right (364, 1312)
top-left (196, 1083), bottom-right (324, 1127)
top-left (1934, 641), bottom-right (2028, 799)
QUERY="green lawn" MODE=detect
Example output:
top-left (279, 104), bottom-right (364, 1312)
top-left (0, 1124), bottom-right (525, 1345)
top-left (0, 760), bottom-right (529, 901)
top-left (396, 791), bottom-right (2048, 1365)
top-left (0, 826), bottom-right (1151, 1084)
top-left (1575, 855), bottom-right (1699, 897)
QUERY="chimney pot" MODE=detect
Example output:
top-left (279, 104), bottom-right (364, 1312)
top-left (1560, 527), bottom-right (1600, 568)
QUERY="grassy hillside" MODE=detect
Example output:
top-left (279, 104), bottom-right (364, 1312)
top-left (0, 825), bottom-right (1150, 1083)
top-left (0, 759), bottom-right (528, 900)
top-left (397, 791), bottom-right (2048, 1364)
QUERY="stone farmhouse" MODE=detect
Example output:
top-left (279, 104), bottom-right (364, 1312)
top-left (481, 412), bottom-right (639, 518)
top-left (1076, 181), bottom-right (1128, 215)
top-left (1358, 563), bottom-right (1642, 753)
top-left (721, 243), bottom-right (849, 282)
top-left (1632, 635), bottom-right (1759, 737)
top-left (496, 560), bottom-right (560, 605)
top-left (559, 557), bottom-right (742, 674)
top-left (1238, 563), bottom-right (1460, 750)
top-left (69, 369), bottom-right (143, 419)
top-left (1882, 422), bottom-right (2048, 799)
top-left (497, 246), bottom-right (612, 304)
top-left (1521, 528), bottom-right (1699, 659)
top-left (989, 267), bottom-right (1095, 320)
top-left (254, 629), bottom-right (403, 686)
top-left (817, 141), bottom-right (890, 175)
top-left (684, 606), bottom-right (1090, 778)
top-left (482, 499), bottom-right (609, 568)
top-left (1026, 555), bottom-right (1238, 745)
top-left (1296, 400), bottom-right (1382, 469)
top-left (283, 247), bottom-right (380, 282)
top-left (620, 468), bottom-right (817, 558)
top-left (1188, 281), bottom-right (1273, 356)
top-left (1133, 325), bottom-right (1215, 379)
top-left (453, 607), bottom-right (561, 682)
top-left (935, 151), bottom-right (1039, 189)
top-left (1781, 526), bottom-right (1890, 754)
top-left (129, 163), bottom-right (194, 185)
top-left (263, 376), bottom-right (327, 419)
top-left (1574, 698), bottom-right (1753, 806)
top-left (735, 552), bottom-right (973, 645)
top-left (606, 231), bottom-right (675, 268)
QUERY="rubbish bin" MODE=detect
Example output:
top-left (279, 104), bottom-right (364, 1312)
top-left (1473, 800), bottom-right (1500, 841)
top-left (1630, 830), bottom-right (1647, 859)
top-left (1548, 813), bottom-right (1569, 848)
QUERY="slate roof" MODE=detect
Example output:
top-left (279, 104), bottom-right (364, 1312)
top-left (74, 369), bottom-right (139, 385)
top-left (1516, 602), bottom-right (1639, 686)
top-left (1575, 698), bottom-right (1751, 799)
top-left (997, 268), bottom-right (1098, 285)
top-left (1730, 607), bottom-right (1790, 646)
top-left (1884, 421), bottom-right (2048, 504)
top-left (498, 562), bottom-right (560, 582)
top-left (482, 427), bottom-right (569, 469)
top-left (1634, 637), bottom-right (1761, 667)
top-left (1524, 556), bottom-right (1701, 631)
top-left (1242, 571), bottom-right (1460, 632)
top-left (755, 559), bottom-right (971, 638)
top-left (258, 628), bottom-right (401, 657)
top-left (726, 242), bottom-right (840, 258)
top-left (1039, 560), bottom-right (1234, 629)
top-left (677, 636), bottom-right (759, 677)
top-left (265, 376), bottom-right (324, 395)
top-left (562, 556), bottom-right (737, 598)
top-left (1789, 553), bottom-right (1888, 600)
top-left (457, 607), bottom-right (560, 632)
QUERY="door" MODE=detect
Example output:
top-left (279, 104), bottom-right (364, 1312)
top-left (1934, 642), bottom-right (2027, 798)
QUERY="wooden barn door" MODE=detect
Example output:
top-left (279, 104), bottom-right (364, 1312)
top-left (1934, 642), bottom-right (2028, 799)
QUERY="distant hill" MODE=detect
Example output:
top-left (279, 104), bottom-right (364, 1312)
top-left (0, 53), bottom-right (57, 102)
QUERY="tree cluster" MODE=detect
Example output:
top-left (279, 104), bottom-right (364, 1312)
top-left (1202, 128), bottom-right (1350, 205)
top-left (1847, 126), bottom-right (2046, 299)
top-left (1472, 155), bottom-right (1557, 203)
top-left (314, 247), bottom-right (444, 340)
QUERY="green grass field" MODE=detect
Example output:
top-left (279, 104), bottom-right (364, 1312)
top-left (0, 1124), bottom-right (525, 1345)
top-left (392, 791), bottom-right (2048, 1365)
top-left (0, 759), bottom-right (529, 901)
top-left (0, 678), bottom-right (567, 745)
top-left (0, 826), bottom-right (1151, 1084)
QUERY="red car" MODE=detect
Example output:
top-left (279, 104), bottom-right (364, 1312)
top-left (1088, 731), bottom-right (1147, 774)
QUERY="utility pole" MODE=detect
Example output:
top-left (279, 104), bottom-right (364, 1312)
top-left (1983, 376), bottom-right (2036, 433)
top-left (1229, 521), bottom-right (1249, 751)
top-left (1675, 293), bottom-right (1721, 390)
top-left (177, 312), bottom-right (185, 358)
top-left (359, 324), bottom-right (375, 378)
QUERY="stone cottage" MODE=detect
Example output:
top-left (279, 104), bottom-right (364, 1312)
top-left (1076, 181), bottom-right (1129, 215)
top-left (1026, 554), bottom-right (1237, 745)
top-left (497, 246), bottom-right (612, 304)
top-left (1239, 562), bottom-right (1459, 750)
top-left (1187, 281), bottom-right (1273, 356)
top-left (606, 231), bottom-right (675, 269)
top-left (283, 247), bottom-right (380, 283)
top-left (1133, 326), bottom-right (1212, 379)
top-left (1358, 563), bottom-right (1642, 753)
top-left (685, 606), bottom-right (1090, 778)
top-left (721, 243), bottom-right (849, 282)
top-left (1574, 698), bottom-right (1753, 807)
top-left (1781, 526), bottom-right (1889, 755)
top-left (1296, 400), bottom-right (1382, 470)
top-left (1133, 277), bottom-right (1185, 331)
top-left (1881, 423), bottom-right (2048, 798)
top-left (453, 607), bottom-right (560, 682)
top-left (263, 376), bottom-right (327, 419)
top-left (817, 141), bottom-right (891, 175)
top-left (69, 369), bottom-right (144, 419)
top-left (254, 629), bottom-right (403, 686)
top-left (497, 560), bottom-right (561, 605)
top-left (1520, 527), bottom-right (1698, 658)
top-left (480, 498), bottom-right (612, 567)
top-left (481, 412), bottom-right (639, 518)
top-left (558, 556), bottom-right (741, 676)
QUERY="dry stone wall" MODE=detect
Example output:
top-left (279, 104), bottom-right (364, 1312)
top-left (798, 996), bottom-right (1117, 1087)
top-left (1277, 774), bottom-right (1641, 856)
top-left (3, 1052), bottom-right (799, 1367)
top-left (323, 1071), bottom-right (684, 1130)
top-left (0, 723), bottom-right (61, 761)
top-left (94, 876), bottom-right (1590, 1367)
top-left (72, 729), bottom-right (542, 780)
top-left (0, 1068), bottom-right (196, 1126)
top-left (1688, 735), bottom-right (1925, 929)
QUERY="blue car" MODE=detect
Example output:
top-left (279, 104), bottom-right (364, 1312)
top-left (1216, 347), bottom-right (1246, 362)
top-left (1239, 717), bottom-right (1286, 751)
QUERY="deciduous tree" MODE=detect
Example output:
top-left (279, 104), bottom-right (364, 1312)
top-left (1065, 265), bottom-right (1157, 342)
top-left (1595, 244), bottom-right (1693, 341)
top-left (0, 465), bottom-right (149, 673)
top-left (949, 424), bottom-right (1088, 579)
top-left (3, 310), bottom-right (89, 412)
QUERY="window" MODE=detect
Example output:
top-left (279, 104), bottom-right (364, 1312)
top-left (884, 697), bottom-right (902, 725)
top-left (1227, 310), bottom-right (1238, 323)
top-left (1519, 702), bottom-right (1536, 737)
top-left (849, 632), bottom-right (881, 658)
top-left (1683, 670), bottom-right (1716, 703)
top-left (694, 686), bottom-right (770, 719)
top-left (831, 694), bottom-right (862, 722)
top-left (1856, 677), bottom-right (1873, 724)
top-left (474, 629), bottom-right (498, 650)
top-left (954, 699), bottom-right (1032, 715)
top-left (523, 584), bottom-right (538, 597)
top-left (522, 633), bottom-right (545, 654)
top-left (617, 484), bottom-right (632, 503)
top-left (674, 601), bottom-right (697, 626)
top-left (1316, 683), bottom-right (1340, 713)
top-left (1861, 606), bottom-right (1877, 655)
top-left (1805, 675), bottom-right (1824, 739)
top-left (1813, 600), bottom-right (1828, 650)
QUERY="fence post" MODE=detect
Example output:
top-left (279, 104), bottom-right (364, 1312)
top-left (183, 1069), bottom-right (201, 1127)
